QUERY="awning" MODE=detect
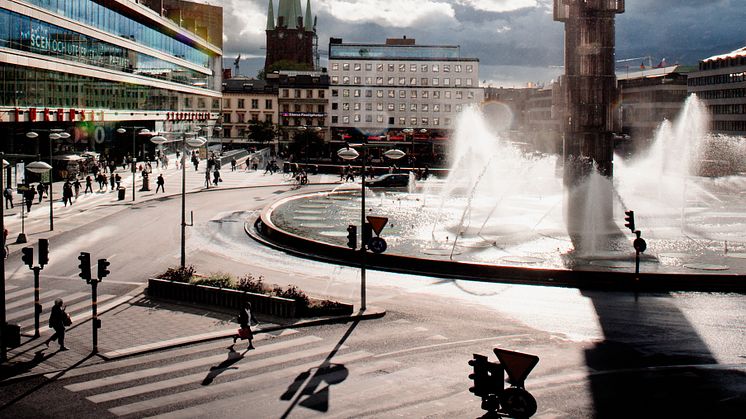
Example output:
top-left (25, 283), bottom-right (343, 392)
top-left (52, 155), bottom-right (85, 161)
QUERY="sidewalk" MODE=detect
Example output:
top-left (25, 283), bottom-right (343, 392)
top-left (0, 288), bottom-right (384, 383)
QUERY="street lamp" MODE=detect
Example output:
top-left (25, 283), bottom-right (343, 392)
top-left (1, 154), bottom-right (9, 361)
top-left (17, 160), bottom-right (52, 244)
top-left (337, 144), bottom-right (404, 311)
top-left (26, 130), bottom-right (70, 231)
top-left (116, 127), bottom-right (151, 201)
top-left (150, 132), bottom-right (206, 269)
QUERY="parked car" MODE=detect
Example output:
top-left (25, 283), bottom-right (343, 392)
top-left (366, 173), bottom-right (411, 187)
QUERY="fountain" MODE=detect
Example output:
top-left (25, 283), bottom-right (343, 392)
top-left (253, 95), bottom-right (746, 291)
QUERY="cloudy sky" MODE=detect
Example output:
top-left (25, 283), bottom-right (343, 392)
top-left (209, 0), bottom-right (746, 87)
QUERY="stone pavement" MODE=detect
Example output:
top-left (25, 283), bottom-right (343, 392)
top-left (0, 284), bottom-right (384, 383)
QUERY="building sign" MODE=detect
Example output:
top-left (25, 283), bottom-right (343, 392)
top-left (280, 112), bottom-right (325, 118)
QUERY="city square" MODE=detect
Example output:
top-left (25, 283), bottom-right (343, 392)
top-left (1, 1), bottom-right (745, 418)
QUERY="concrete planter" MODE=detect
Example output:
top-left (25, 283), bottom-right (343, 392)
top-left (147, 278), bottom-right (297, 318)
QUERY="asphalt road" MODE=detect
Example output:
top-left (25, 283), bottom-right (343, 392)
top-left (2, 184), bottom-right (745, 418)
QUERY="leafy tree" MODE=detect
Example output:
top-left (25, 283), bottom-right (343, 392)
top-left (247, 120), bottom-right (276, 143)
top-left (289, 129), bottom-right (324, 160)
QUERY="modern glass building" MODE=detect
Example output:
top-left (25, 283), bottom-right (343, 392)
top-left (0, 0), bottom-right (222, 171)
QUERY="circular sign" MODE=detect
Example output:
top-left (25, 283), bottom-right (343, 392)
top-left (501, 387), bottom-right (537, 418)
top-left (94, 126), bottom-right (106, 144)
top-left (633, 237), bottom-right (647, 253)
top-left (368, 237), bottom-right (387, 254)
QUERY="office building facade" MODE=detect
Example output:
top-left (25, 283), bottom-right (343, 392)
top-left (0, 0), bottom-right (223, 164)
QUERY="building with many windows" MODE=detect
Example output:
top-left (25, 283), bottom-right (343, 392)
top-left (0, 0), bottom-right (223, 171)
top-left (688, 46), bottom-right (746, 135)
top-left (273, 70), bottom-right (328, 156)
top-left (222, 77), bottom-right (278, 147)
top-left (328, 37), bottom-right (482, 163)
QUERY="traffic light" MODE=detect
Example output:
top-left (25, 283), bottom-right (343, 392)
top-left (346, 225), bottom-right (357, 249)
top-left (624, 210), bottom-right (635, 232)
top-left (78, 252), bottom-right (91, 281)
top-left (468, 354), bottom-right (489, 397)
top-left (97, 258), bottom-right (111, 280)
top-left (361, 222), bottom-right (373, 248)
top-left (38, 239), bottom-right (49, 267)
top-left (21, 247), bottom-right (34, 267)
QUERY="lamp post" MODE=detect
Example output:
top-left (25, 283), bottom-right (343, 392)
top-left (150, 131), bottom-right (206, 269)
top-left (0, 154), bottom-right (9, 361)
top-left (402, 128), bottom-right (414, 161)
top-left (26, 130), bottom-right (70, 231)
top-left (337, 144), bottom-right (404, 311)
top-left (18, 160), bottom-right (52, 244)
top-left (116, 127), bottom-right (151, 201)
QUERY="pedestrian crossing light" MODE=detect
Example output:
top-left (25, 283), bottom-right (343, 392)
top-left (97, 258), bottom-right (111, 280)
top-left (346, 224), bottom-right (357, 249)
top-left (624, 210), bottom-right (635, 232)
top-left (21, 247), bottom-right (34, 267)
top-left (468, 354), bottom-right (489, 397)
top-left (38, 239), bottom-right (49, 267)
top-left (78, 252), bottom-right (91, 281)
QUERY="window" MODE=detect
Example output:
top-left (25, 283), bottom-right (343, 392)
top-left (445, 91), bottom-right (452, 99)
top-left (354, 103), bottom-right (360, 110)
top-left (251, 99), bottom-right (259, 109)
top-left (343, 116), bottom-right (349, 124)
top-left (399, 77), bottom-right (406, 85)
top-left (354, 89), bottom-right (361, 97)
top-left (377, 64), bottom-right (384, 71)
top-left (332, 103), bottom-right (338, 110)
top-left (365, 77), bottom-right (373, 84)
top-left (332, 63), bottom-right (339, 71)
top-left (387, 103), bottom-right (395, 111)
top-left (410, 117), bottom-right (417, 126)
top-left (399, 103), bottom-right (406, 111)
top-left (421, 78), bottom-right (428, 86)
top-left (377, 90), bottom-right (384, 98)
top-left (466, 78), bottom-right (473, 86)
top-left (354, 114), bottom-right (361, 122)
top-left (353, 76), bottom-right (361, 84)
top-left (237, 99), bottom-right (245, 108)
top-left (455, 65), bottom-right (462, 72)
top-left (343, 89), bottom-right (350, 97)
top-left (365, 89), bottom-right (373, 98)
top-left (388, 90), bottom-right (395, 98)
top-left (376, 77), bottom-right (384, 85)
top-left (318, 105), bottom-right (325, 113)
top-left (342, 63), bottom-right (350, 71)
top-left (365, 115), bottom-right (372, 123)
top-left (332, 89), bottom-right (339, 97)
top-left (342, 76), bottom-right (350, 84)
top-left (433, 104), bottom-right (440, 112)
top-left (319, 90), bottom-right (325, 98)
top-left (421, 64), bottom-right (428, 72)
top-left (410, 77), bottom-right (417, 85)
top-left (343, 103), bottom-right (350, 110)
top-left (251, 114), bottom-right (259, 122)
top-left (265, 99), bottom-right (273, 109)
top-left (421, 118), bottom-right (428, 125)
top-left (294, 104), bottom-right (301, 112)
top-left (410, 104), bottom-right (417, 111)
top-left (377, 115), bottom-right (384, 123)
top-left (399, 117), bottom-right (406, 125)
top-left (283, 104), bottom-right (290, 112)
top-left (331, 76), bottom-right (339, 84)
top-left (399, 90), bottom-right (406, 98)
top-left (444, 78), bottom-right (450, 86)
top-left (443, 65), bottom-right (450, 72)
top-left (433, 78), bottom-right (439, 86)
top-left (376, 103), bottom-right (383, 111)
top-left (422, 91), bottom-right (429, 99)
top-left (410, 64), bottom-right (417, 72)
top-left (354, 63), bottom-right (361, 71)
top-left (389, 117), bottom-right (395, 124)
top-left (433, 117), bottom-right (439, 126)
top-left (467, 91), bottom-right (474, 99)
top-left (365, 103), bottom-right (372, 111)
top-left (456, 91), bottom-right (463, 99)
top-left (433, 91), bottom-right (440, 99)
top-left (455, 78), bottom-right (462, 86)
top-left (456, 104), bottom-right (462, 112)
top-left (432, 64), bottom-right (439, 72)
top-left (306, 89), bottom-right (313, 98)
top-left (366, 63), bottom-right (373, 71)
top-left (265, 114), bottom-right (273, 123)
top-left (399, 64), bottom-right (406, 72)
top-left (444, 104), bottom-right (451, 112)
top-left (332, 115), bottom-right (338, 123)
top-left (224, 99), bottom-right (231, 108)
top-left (410, 90), bottom-right (417, 98)
top-left (445, 117), bottom-right (451, 126)
top-left (387, 76), bottom-right (395, 85)
top-left (422, 104), bottom-right (429, 112)
top-left (466, 64), bottom-right (473, 73)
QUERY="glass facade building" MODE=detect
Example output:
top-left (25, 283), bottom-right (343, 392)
top-left (1, 0), bottom-right (223, 164)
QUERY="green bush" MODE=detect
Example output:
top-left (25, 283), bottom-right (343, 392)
top-left (157, 265), bottom-right (195, 283)
top-left (191, 272), bottom-right (234, 288)
top-left (236, 274), bottom-right (266, 293)
top-left (273, 284), bottom-right (310, 310)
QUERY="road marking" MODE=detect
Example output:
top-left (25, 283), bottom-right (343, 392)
top-left (88, 342), bottom-right (344, 403)
top-left (5, 287), bottom-right (35, 300)
top-left (66, 335), bottom-right (323, 391)
top-left (7, 292), bottom-right (88, 322)
top-left (374, 334), bottom-right (530, 358)
top-left (5, 290), bottom-right (63, 310)
top-left (112, 351), bottom-right (372, 417)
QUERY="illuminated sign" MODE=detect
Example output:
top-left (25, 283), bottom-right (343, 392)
top-left (281, 112), bottom-right (326, 118)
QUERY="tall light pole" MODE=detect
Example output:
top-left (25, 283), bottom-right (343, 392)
top-left (116, 127), bottom-right (151, 201)
top-left (1, 154), bottom-right (9, 361)
top-left (337, 145), bottom-right (404, 311)
top-left (150, 132), bottom-right (206, 269)
top-left (26, 130), bottom-right (70, 231)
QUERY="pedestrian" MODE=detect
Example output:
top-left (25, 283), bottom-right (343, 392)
top-left (204, 170), bottom-right (211, 188)
top-left (36, 183), bottom-right (45, 203)
top-left (156, 174), bottom-right (165, 193)
top-left (45, 298), bottom-right (69, 351)
top-left (213, 168), bottom-right (221, 186)
top-left (84, 175), bottom-right (93, 194)
top-left (62, 180), bottom-right (73, 206)
top-left (3, 186), bottom-right (13, 209)
top-left (115, 173), bottom-right (121, 189)
top-left (231, 157), bottom-right (237, 172)
top-left (109, 171), bottom-right (116, 190)
top-left (192, 155), bottom-right (199, 171)
top-left (232, 301), bottom-right (258, 350)
top-left (23, 188), bottom-right (35, 212)
top-left (72, 178), bottom-right (81, 199)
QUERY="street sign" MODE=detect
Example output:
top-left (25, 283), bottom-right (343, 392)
top-left (368, 237), bottom-right (387, 254)
top-left (493, 348), bottom-right (539, 387)
top-left (366, 216), bottom-right (388, 236)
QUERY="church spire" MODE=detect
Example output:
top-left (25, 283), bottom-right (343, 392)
top-left (266, 0), bottom-right (275, 30)
top-left (304, 0), bottom-right (313, 31)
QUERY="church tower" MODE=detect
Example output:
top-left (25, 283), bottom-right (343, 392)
top-left (264, 0), bottom-right (316, 71)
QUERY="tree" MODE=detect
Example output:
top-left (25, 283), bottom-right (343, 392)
top-left (290, 129), bottom-right (324, 161)
top-left (247, 121), bottom-right (276, 143)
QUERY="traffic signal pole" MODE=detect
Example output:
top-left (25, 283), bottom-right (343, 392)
top-left (360, 148), bottom-right (367, 312)
top-left (32, 267), bottom-right (41, 338)
top-left (91, 278), bottom-right (99, 353)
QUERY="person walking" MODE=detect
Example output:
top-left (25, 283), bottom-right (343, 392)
top-left (84, 175), bottom-right (93, 194)
top-left (23, 188), bottom-right (35, 212)
top-left (233, 301), bottom-right (258, 350)
top-left (3, 186), bottom-right (13, 209)
top-left (109, 171), bottom-right (116, 190)
top-left (36, 183), bottom-right (45, 203)
top-left (62, 181), bottom-right (73, 206)
top-left (45, 298), bottom-right (69, 351)
top-left (213, 168), bottom-right (221, 186)
top-left (230, 157), bottom-right (237, 172)
top-left (155, 174), bottom-right (165, 193)
top-left (72, 178), bottom-right (81, 199)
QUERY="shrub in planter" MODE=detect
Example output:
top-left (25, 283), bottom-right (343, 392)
top-left (191, 272), bottom-right (234, 288)
top-left (236, 274), bottom-right (267, 294)
top-left (157, 265), bottom-right (195, 283)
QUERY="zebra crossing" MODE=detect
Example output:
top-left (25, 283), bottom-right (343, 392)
top-left (3, 284), bottom-right (118, 333)
top-left (50, 330), bottom-right (420, 418)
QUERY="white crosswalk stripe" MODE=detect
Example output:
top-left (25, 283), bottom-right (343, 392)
top-left (57, 332), bottom-right (382, 417)
top-left (3, 286), bottom-right (113, 329)
top-left (6, 291), bottom-right (88, 323)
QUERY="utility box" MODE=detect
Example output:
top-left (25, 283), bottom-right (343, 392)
top-left (118, 187), bottom-right (126, 200)
top-left (3, 323), bottom-right (21, 348)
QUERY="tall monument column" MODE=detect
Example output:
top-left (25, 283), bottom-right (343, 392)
top-left (554, 0), bottom-right (624, 250)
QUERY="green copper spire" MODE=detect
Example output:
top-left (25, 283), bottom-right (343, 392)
top-left (266, 0), bottom-right (275, 30)
top-left (304, 0), bottom-right (313, 31)
top-left (278, 0), bottom-right (293, 28)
